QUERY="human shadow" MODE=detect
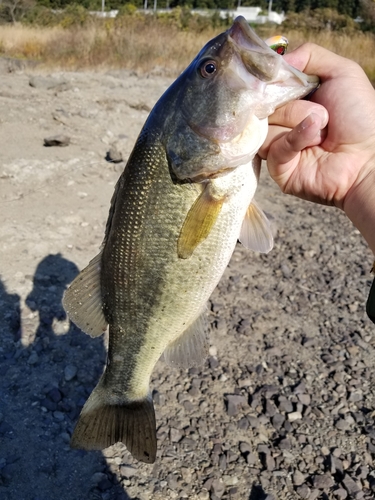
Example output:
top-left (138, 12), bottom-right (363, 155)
top-left (0, 254), bottom-right (133, 499)
top-left (0, 277), bottom-right (21, 342)
top-left (25, 253), bottom-right (77, 340)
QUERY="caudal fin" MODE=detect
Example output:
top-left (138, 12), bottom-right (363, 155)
top-left (71, 387), bottom-right (157, 463)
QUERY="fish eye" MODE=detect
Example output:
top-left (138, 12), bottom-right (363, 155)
top-left (199, 60), bottom-right (217, 78)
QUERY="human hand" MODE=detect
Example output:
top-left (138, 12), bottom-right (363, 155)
top-left (259, 43), bottom-right (375, 253)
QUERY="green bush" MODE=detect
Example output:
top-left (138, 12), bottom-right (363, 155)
top-left (59, 4), bottom-right (92, 28)
top-left (24, 5), bottom-right (60, 26)
top-left (283, 8), bottom-right (358, 33)
top-left (117, 3), bottom-right (138, 16)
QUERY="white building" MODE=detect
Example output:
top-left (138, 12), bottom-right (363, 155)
top-left (219, 6), bottom-right (285, 24)
top-left (92, 6), bottom-right (286, 25)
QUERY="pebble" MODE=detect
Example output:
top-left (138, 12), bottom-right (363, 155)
top-left (29, 76), bottom-right (71, 91)
top-left (64, 364), bottom-right (77, 381)
top-left (44, 135), bottom-right (71, 147)
top-left (292, 470), bottom-right (305, 486)
top-left (278, 397), bottom-right (293, 413)
top-left (28, 352), bottom-right (39, 365)
top-left (120, 465), bottom-right (137, 478)
top-left (226, 395), bottom-right (247, 416)
top-left (313, 473), bottom-right (335, 489)
top-left (335, 418), bottom-right (351, 431)
top-left (288, 411), bottom-right (302, 422)
top-left (106, 146), bottom-right (123, 163)
top-left (210, 479), bottom-right (225, 498)
top-left (334, 488), bottom-right (348, 499)
top-left (342, 474), bottom-right (361, 495)
top-left (296, 484), bottom-right (311, 499)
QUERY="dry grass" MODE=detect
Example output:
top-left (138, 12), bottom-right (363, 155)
top-left (0, 16), bottom-right (375, 81)
top-left (0, 17), bottom-right (219, 74)
top-left (282, 29), bottom-right (375, 82)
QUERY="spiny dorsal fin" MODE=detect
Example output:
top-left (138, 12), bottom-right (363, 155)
top-left (239, 200), bottom-right (273, 254)
top-left (71, 379), bottom-right (157, 463)
top-left (62, 252), bottom-right (107, 337)
top-left (178, 184), bottom-right (225, 259)
top-left (163, 312), bottom-right (209, 369)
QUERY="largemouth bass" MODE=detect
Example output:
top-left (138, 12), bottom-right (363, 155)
top-left (63, 16), bottom-right (319, 463)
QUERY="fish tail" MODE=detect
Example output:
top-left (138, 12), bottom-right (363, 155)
top-left (70, 378), bottom-right (157, 463)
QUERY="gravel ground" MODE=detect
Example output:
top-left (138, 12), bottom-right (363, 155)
top-left (0, 57), bottom-right (375, 500)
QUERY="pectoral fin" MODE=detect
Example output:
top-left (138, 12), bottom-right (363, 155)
top-left (62, 252), bottom-right (108, 337)
top-left (178, 185), bottom-right (225, 259)
top-left (239, 200), bottom-right (274, 254)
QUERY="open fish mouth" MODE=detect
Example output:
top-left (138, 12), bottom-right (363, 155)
top-left (228, 16), bottom-right (319, 88)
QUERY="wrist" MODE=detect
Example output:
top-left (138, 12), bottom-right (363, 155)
top-left (344, 161), bottom-right (375, 255)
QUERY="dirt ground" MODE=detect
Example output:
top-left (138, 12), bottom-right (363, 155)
top-left (1, 57), bottom-right (375, 500)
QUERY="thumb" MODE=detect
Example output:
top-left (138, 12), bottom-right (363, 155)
top-left (266, 113), bottom-right (325, 182)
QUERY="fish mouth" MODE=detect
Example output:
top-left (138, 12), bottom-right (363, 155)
top-left (228, 16), bottom-right (319, 89)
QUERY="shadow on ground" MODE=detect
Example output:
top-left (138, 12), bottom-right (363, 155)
top-left (0, 254), bottom-right (133, 500)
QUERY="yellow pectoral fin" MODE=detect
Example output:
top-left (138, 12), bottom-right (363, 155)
top-left (178, 185), bottom-right (225, 259)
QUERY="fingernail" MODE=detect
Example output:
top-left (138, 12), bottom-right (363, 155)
top-left (312, 107), bottom-right (329, 127)
top-left (298, 114), bottom-right (315, 132)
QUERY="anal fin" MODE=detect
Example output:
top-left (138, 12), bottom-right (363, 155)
top-left (178, 184), bottom-right (225, 259)
top-left (239, 200), bottom-right (274, 254)
top-left (62, 252), bottom-right (108, 337)
top-left (163, 312), bottom-right (209, 369)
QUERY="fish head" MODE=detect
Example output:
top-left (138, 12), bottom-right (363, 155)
top-left (164, 16), bottom-right (319, 181)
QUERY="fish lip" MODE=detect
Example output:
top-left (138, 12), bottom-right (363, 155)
top-left (229, 16), bottom-right (270, 51)
top-left (228, 16), bottom-right (320, 89)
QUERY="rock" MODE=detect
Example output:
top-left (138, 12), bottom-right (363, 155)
top-left (170, 427), bottom-right (183, 443)
top-left (262, 453), bottom-right (275, 471)
top-left (44, 135), bottom-right (71, 147)
top-left (246, 452), bottom-right (257, 466)
top-left (292, 470), bottom-right (305, 486)
top-left (278, 438), bottom-right (291, 450)
top-left (106, 146), bottom-right (123, 163)
top-left (288, 411), bottom-right (302, 422)
top-left (313, 473), bottom-right (334, 489)
top-left (91, 472), bottom-right (107, 485)
top-left (29, 76), bottom-right (71, 91)
top-left (334, 488), bottom-right (348, 499)
top-left (53, 411), bottom-right (64, 422)
top-left (278, 397), bottom-right (293, 413)
top-left (64, 364), bottom-right (77, 381)
top-left (237, 416), bottom-right (249, 430)
top-left (226, 395), bottom-right (247, 416)
top-left (211, 479), bottom-right (225, 498)
top-left (335, 418), bottom-right (351, 431)
top-left (272, 413), bottom-right (285, 430)
top-left (296, 484), bottom-right (311, 499)
top-left (27, 352), bottom-right (39, 365)
top-left (342, 474), bottom-right (361, 495)
top-left (119, 465), bottom-right (137, 478)
top-left (47, 388), bottom-right (62, 403)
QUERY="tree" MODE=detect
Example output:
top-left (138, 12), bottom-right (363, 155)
top-left (359, 0), bottom-right (375, 29)
top-left (1, 0), bottom-right (35, 22)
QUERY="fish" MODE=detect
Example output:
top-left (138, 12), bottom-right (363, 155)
top-left (63, 16), bottom-right (319, 464)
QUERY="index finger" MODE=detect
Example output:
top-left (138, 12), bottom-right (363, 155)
top-left (283, 43), bottom-right (362, 80)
